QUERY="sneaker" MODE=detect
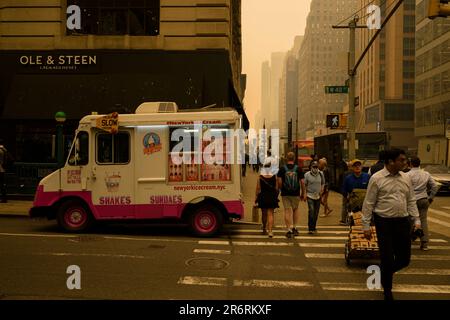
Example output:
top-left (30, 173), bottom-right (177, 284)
top-left (262, 229), bottom-right (268, 235)
top-left (285, 230), bottom-right (293, 239)
top-left (420, 243), bottom-right (429, 251)
top-left (268, 231), bottom-right (273, 238)
top-left (308, 230), bottom-right (314, 235)
top-left (292, 228), bottom-right (299, 236)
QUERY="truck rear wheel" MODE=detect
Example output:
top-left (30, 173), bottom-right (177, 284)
top-left (57, 199), bottom-right (93, 233)
top-left (189, 204), bottom-right (223, 237)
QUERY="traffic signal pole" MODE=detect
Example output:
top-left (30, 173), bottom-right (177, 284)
top-left (348, 18), bottom-right (357, 161)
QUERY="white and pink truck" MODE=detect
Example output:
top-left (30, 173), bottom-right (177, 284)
top-left (30, 102), bottom-right (244, 236)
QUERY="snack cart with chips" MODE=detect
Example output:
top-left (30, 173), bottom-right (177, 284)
top-left (344, 189), bottom-right (380, 265)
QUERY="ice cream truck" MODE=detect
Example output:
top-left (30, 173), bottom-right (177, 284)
top-left (30, 102), bottom-right (245, 237)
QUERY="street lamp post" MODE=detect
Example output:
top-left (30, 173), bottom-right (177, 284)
top-left (55, 111), bottom-right (66, 168)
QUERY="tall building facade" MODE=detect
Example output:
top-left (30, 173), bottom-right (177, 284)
top-left (298, 0), bottom-right (357, 139)
top-left (415, 0), bottom-right (450, 166)
top-left (269, 52), bottom-right (286, 130)
top-left (0, 0), bottom-right (247, 162)
top-left (261, 60), bottom-right (271, 129)
top-left (356, 0), bottom-right (417, 152)
top-left (279, 36), bottom-right (303, 153)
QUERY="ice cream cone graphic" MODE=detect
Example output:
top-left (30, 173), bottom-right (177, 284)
top-left (105, 172), bottom-right (121, 192)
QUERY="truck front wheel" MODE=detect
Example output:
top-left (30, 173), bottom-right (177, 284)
top-left (57, 199), bottom-right (93, 233)
top-left (189, 204), bottom-right (223, 237)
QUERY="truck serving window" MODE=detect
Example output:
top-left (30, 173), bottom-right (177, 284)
top-left (97, 132), bottom-right (130, 164)
top-left (68, 131), bottom-right (89, 166)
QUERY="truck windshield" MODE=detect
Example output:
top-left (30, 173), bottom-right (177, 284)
top-left (68, 131), bottom-right (89, 166)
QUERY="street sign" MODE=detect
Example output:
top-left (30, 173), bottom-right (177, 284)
top-left (325, 86), bottom-right (349, 94)
top-left (96, 112), bottom-right (119, 134)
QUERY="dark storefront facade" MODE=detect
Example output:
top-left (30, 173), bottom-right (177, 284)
top-left (0, 49), bottom-right (248, 194)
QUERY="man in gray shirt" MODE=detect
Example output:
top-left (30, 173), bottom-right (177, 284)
top-left (406, 156), bottom-right (438, 251)
top-left (304, 161), bottom-right (324, 234)
top-left (362, 149), bottom-right (421, 301)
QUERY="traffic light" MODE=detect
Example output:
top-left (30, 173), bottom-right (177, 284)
top-left (428, 0), bottom-right (450, 19)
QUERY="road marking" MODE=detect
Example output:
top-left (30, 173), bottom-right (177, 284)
top-left (198, 240), bottom-right (230, 245)
top-left (178, 276), bottom-right (227, 287)
top-left (298, 243), bottom-right (343, 248)
top-left (226, 229), bottom-right (349, 235)
top-left (233, 279), bottom-right (313, 288)
top-left (0, 232), bottom-right (76, 239)
top-left (33, 252), bottom-right (148, 259)
top-left (223, 234), bottom-right (348, 240)
top-left (0, 232), bottom-right (196, 243)
top-left (429, 208), bottom-right (450, 218)
top-left (411, 254), bottom-right (450, 261)
top-left (232, 241), bottom-right (294, 246)
top-left (275, 225), bottom-right (348, 229)
top-left (263, 265), bottom-right (306, 271)
top-left (193, 249), bottom-right (231, 255)
top-left (321, 282), bottom-right (450, 294)
top-left (306, 253), bottom-right (343, 259)
top-left (314, 266), bottom-right (450, 276)
top-left (428, 216), bottom-right (450, 228)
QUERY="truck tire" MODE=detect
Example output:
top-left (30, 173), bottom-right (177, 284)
top-left (57, 199), bottom-right (93, 233)
top-left (189, 204), bottom-right (223, 237)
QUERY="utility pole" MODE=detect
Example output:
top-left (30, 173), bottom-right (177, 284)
top-left (333, 17), bottom-right (365, 161)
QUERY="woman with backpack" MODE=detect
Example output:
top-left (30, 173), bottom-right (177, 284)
top-left (254, 159), bottom-right (279, 238)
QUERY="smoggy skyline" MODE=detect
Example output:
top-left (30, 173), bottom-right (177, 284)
top-left (242, 0), bottom-right (312, 128)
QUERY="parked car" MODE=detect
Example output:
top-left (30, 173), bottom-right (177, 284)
top-left (423, 164), bottom-right (450, 195)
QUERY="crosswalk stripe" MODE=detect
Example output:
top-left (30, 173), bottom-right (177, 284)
top-left (222, 234), bottom-right (348, 240)
top-left (321, 282), bottom-right (450, 294)
top-left (178, 276), bottom-right (227, 287)
top-left (314, 266), bottom-right (450, 276)
top-left (232, 241), bottom-right (294, 246)
top-left (198, 240), bottom-right (230, 245)
top-left (428, 216), bottom-right (450, 228)
top-left (225, 229), bottom-right (349, 235)
top-left (193, 249), bottom-right (231, 255)
top-left (428, 208), bottom-right (450, 218)
top-left (263, 265), bottom-right (306, 271)
top-left (275, 225), bottom-right (348, 229)
top-left (441, 206), bottom-right (450, 210)
top-left (305, 253), bottom-right (450, 261)
top-left (233, 279), bottom-right (313, 288)
top-left (298, 243), bottom-right (343, 248)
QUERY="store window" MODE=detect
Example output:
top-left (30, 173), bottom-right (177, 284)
top-left (67, 0), bottom-right (159, 36)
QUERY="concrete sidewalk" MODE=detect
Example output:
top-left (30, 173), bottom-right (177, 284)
top-left (0, 170), bottom-right (346, 228)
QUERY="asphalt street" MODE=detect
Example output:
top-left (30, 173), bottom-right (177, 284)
top-left (0, 169), bottom-right (449, 300)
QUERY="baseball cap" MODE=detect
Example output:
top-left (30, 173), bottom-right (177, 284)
top-left (351, 159), bottom-right (362, 166)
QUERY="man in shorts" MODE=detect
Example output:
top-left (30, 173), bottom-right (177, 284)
top-left (277, 152), bottom-right (306, 238)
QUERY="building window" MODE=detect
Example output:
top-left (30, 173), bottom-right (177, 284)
top-left (365, 106), bottom-right (379, 124)
top-left (403, 83), bottom-right (415, 100)
top-left (403, 38), bottom-right (415, 56)
top-left (384, 104), bottom-right (414, 121)
top-left (67, 0), bottom-right (160, 36)
top-left (403, 60), bottom-right (415, 79)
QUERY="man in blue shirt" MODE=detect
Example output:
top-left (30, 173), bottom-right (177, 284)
top-left (342, 159), bottom-right (370, 214)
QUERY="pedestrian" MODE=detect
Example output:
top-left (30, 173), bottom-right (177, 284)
top-left (362, 148), bottom-right (422, 301)
top-left (0, 139), bottom-right (9, 203)
top-left (277, 152), bottom-right (306, 238)
top-left (318, 158), bottom-right (332, 217)
top-left (255, 160), bottom-right (279, 238)
top-left (368, 150), bottom-right (385, 177)
top-left (406, 156), bottom-right (439, 251)
top-left (339, 160), bottom-right (352, 225)
top-left (304, 161), bottom-right (324, 234)
top-left (342, 159), bottom-right (370, 214)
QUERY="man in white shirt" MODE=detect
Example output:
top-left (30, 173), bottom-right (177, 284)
top-left (406, 157), bottom-right (438, 251)
top-left (362, 149), bottom-right (421, 301)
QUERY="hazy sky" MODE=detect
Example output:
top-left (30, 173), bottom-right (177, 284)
top-left (242, 0), bottom-right (312, 126)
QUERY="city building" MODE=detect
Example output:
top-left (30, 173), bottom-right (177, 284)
top-left (269, 52), bottom-right (286, 131)
top-left (297, 0), bottom-right (357, 139)
top-left (261, 60), bottom-right (271, 130)
top-left (0, 0), bottom-right (247, 163)
top-left (415, 0), bottom-right (450, 165)
top-left (279, 36), bottom-right (303, 154)
top-left (356, 0), bottom-right (417, 153)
